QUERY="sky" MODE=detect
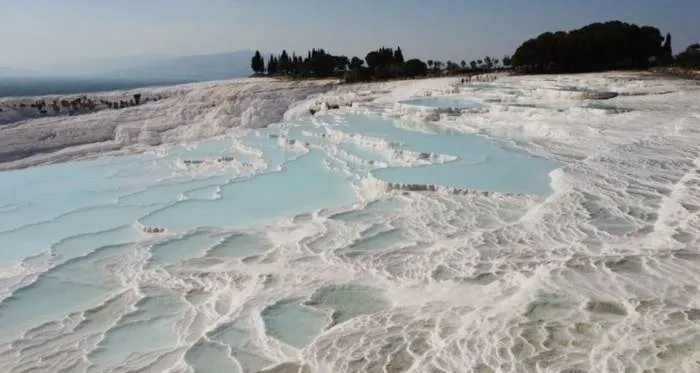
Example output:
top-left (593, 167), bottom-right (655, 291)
top-left (1, 0), bottom-right (698, 72)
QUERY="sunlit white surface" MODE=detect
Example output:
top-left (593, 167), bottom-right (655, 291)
top-left (1, 72), bottom-right (700, 373)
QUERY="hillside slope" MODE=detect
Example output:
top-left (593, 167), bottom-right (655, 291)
top-left (0, 78), bottom-right (334, 169)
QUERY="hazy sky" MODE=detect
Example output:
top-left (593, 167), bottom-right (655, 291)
top-left (2, 0), bottom-right (698, 71)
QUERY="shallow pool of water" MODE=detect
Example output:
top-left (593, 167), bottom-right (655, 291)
top-left (0, 109), bottom-right (559, 371)
top-left (334, 114), bottom-right (557, 195)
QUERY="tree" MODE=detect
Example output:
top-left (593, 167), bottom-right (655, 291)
top-left (333, 56), bottom-right (350, 71)
top-left (427, 60), bottom-right (434, 68)
top-left (446, 61), bottom-right (459, 70)
top-left (349, 56), bottom-right (364, 69)
top-left (676, 43), bottom-right (700, 67)
top-left (502, 55), bottom-right (512, 67)
top-left (662, 33), bottom-right (673, 63)
top-left (306, 48), bottom-right (336, 75)
top-left (279, 50), bottom-right (290, 74)
top-left (461, 60), bottom-right (466, 69)
top-left (365, 47), bottom-right (399, 74)
top-left (394, 47), bottom-right (404, 64)
top-left (511, 21), bottom-right (666, 73)
top-left (251, 50), bottom-right (264, 73)
top-left (404, 59), bottom-right (427, 77)
top-left (365, 51), bottom-right (381, 70)
top-left (470, 60), bottom-right (477, 69)
top-left (290, 52), bottom-right (298, 74)
top-left (266, 55), bottom-right (278, 75)
top-left (483, 57), bottom-right (494, 69)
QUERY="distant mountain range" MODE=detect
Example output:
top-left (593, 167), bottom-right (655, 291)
top-left (1, 51), bottom-right (258, 82)
top-left (0, 67), bottom-right (41, 78)
top-left (98, 51), bottom-right (256, 82)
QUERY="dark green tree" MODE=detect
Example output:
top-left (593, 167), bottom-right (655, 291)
top-left (404, 59), bottom-right (427, 77)
top-left (511, 21), bottom-right (665, 73)
top-left (365, 51), bottom-right (381, 70)
top-left (349, 56), bottom-right (364, 69)
top-left (662, 33), bottom-right (673, 62)
top-left (290, 52), bottom-right (298, 74)
top-left (267, 55), bottom-right (278, 75)
top-left (676, 43), bottom-right (700, 67)
top-left (333, 55), bottom-right (349, 71)
top-left (394, 47), bottom-right (404, 64)
top-left (251, 50), bottom-right (264, 73)
top-left (484, 57), bottom-right (493, 69)
top-left (502, 55), bottom-right (512, 67)
top-left (469, 60), bottom-right (477, 69)
top-left (460, 60), bottom-right (466, 69)
top-left (279, 50), bottom-right (290, 74)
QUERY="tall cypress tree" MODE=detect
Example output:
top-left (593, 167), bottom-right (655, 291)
top-left (279, 50), bottom-right (290, 74)
top-left (291, 52), bottom-right (298, 74)
top-left (267, 55), bottom-right (278, 75)
top-left (394, 47), bottom-right (404, 64)
top-left (251, 50), bottom-right (264, 73)
top-left (662, 33), bottom-right (673, 62)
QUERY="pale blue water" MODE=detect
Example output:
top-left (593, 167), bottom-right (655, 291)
top-left (334, 113), bottom-right (557, 195)
top-left (89, 286), bottom-right (185, 367)
top-left (304, 284), bottom-right (390, 328)
top-left (147, 230), bottom-right (225, 267)
top-left (207, 232), bottom-right (271, 258)
top-left (139, 150), bottom-right (357, 231)
top-left (0, 107), bottom-right (558, 371)
top-left (262, 299), bottom-right (328, 347)
top-left (185, 340), bottom-right (243, 373)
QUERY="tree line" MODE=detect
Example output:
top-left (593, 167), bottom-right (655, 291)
top-left (250, 20), bottom-right (699, 81)
top-left (510, 20), bottom-right (700, 73)
top-left (251, 47), bottom-right (510, 83)
top-left (674, 43), bottom-right (700, 68)
top-left (251, 49), bottom-right (348, 77)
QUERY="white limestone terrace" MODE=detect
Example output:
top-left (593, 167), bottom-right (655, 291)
top-left (0, 78), bottom-right (336, 170)
top-left (2, 71), bottom-right (700, 373)
top-left (0, 71), bottom-right (697, 172)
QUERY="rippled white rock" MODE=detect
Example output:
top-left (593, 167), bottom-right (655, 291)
top-left (1, 72), bottom-right (700, 373)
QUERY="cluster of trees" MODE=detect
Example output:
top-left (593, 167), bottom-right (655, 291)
top-left (251, 49), bottom-right (349, 76)
top-left (249, 20), bottom-right (700, 82)
top-left (251, 46), bottom-right (430, 82)
top-left (250, 47), bottom-right (512, 83)
top-left (674, 43), bottom-right (700, 68)
top-left (425, 56), bottom-right (512, 71)
top-left (347, 46), bottom-right (430, 82)
top-left (251, 48), bottom-right (427, 80)
top-left (511, 21), bottom-right (670, 73)
top-left (510, 20), bottom-right (700, 73)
